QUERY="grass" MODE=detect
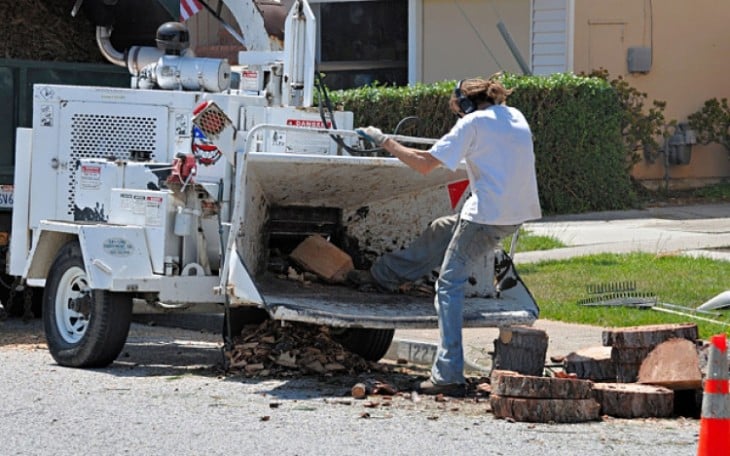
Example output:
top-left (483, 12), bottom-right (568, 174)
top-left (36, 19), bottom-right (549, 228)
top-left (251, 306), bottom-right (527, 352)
top-left (516, 251), bottom-right (730, 340)
top-left (501, 228), bottom-right (564, 253)
top-left (499, 184), bottom-right (730, 340)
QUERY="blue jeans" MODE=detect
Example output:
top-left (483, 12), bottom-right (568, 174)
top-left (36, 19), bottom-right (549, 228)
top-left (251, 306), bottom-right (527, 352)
top-left (371, 214), bottom-right (518, 385)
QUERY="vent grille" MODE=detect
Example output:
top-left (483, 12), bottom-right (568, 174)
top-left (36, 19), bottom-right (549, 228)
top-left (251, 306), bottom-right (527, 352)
top-left (67, 113), bottom-right (158, 215)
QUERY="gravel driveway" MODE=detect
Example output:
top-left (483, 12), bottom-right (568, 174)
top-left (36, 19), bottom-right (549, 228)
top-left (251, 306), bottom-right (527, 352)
top-left (0, 318), bottom-right (700, 455)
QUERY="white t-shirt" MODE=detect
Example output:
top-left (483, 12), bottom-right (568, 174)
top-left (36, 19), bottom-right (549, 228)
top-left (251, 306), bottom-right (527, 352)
top-left (429, 105), bottom-right (542, 225)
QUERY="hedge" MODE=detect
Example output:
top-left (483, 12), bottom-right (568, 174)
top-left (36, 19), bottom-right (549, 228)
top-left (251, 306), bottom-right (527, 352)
top-left (324, 73), bottom-right (637, 215)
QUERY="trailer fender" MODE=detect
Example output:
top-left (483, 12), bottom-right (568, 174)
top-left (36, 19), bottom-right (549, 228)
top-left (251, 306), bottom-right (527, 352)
top-left (25, 222), bottom-right (153, 290)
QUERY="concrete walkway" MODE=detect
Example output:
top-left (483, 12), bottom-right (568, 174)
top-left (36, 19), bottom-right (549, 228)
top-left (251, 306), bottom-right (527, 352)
top-left (392, 202), bottom-right (730, 371)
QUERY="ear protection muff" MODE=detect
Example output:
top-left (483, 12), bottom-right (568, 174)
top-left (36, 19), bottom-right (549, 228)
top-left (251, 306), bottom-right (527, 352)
top-left (454, 79), bottom-right (476, 115)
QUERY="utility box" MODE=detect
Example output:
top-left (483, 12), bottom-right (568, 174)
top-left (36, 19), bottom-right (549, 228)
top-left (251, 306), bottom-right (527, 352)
top-left (627, 47), bottom-right (652, 73)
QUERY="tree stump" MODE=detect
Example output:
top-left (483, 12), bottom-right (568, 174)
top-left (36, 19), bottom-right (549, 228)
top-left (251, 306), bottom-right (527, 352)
top-left (489, 370), bottom-right (600, 423)
top-left (564, 346), bottom-right (616, 382)
top-left (490, 396), bottom-right (601, 423)
top-left (492, 372), bottom-right (594, 399)
top-left (592, 383), bottom-right (674, 418)
top-left (602, 323), bottom-right (699, 383)
top-left (637, 338), bottom-right (702, 390)
top-left (602, 323), bottom-right (698, 347)
top-left (491, 326), bottom-right (548, 376)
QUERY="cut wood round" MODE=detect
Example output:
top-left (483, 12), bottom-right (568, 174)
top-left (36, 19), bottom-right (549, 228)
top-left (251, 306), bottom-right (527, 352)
top-left (638, 338), bottom-right (702, 390)
top-left (492, 372), bottom-right (594, 399)
top-left (602, 323), bottom-right (698, 348)
top-left (490, 395), bottom-right (600, 423)
top-left (564, 346), bottom-right (616, 381)
top-left (615, 363), bottom-right (641, 383)
top-left (592, 383), bottom-right (674, 418)
top-left (492, 326), bottom-right (548, 377)
top-left (351, 383), bottom-right (368, 399)
top-left (610, 346), bottom-right (653, 364)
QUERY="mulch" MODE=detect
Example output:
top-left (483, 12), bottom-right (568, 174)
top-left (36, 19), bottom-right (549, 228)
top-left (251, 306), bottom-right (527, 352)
top-left (3, 0), bottom-right (104, 62)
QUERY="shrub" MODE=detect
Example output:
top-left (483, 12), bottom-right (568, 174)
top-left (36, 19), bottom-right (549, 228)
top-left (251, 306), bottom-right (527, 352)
top-left (585, 69), bottom-right (672, 166)
top-left (687, 97), bottom-right (730, 155)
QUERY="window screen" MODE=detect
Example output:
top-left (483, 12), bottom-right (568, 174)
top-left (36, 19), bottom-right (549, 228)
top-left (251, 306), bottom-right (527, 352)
top-left (317, 0), bottom-right (408, 89)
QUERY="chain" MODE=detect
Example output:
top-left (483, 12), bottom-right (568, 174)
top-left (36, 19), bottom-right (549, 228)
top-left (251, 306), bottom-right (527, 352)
top-left (4, 276), bottom-right (20, 316)
top-left (3, 277), bottom-right (36, 321)
top-left (22, 287), bottom-right (35, 321)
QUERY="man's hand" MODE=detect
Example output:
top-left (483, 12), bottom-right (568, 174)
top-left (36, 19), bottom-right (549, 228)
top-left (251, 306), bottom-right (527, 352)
top-left (356, 126), bottom-right (387, 146)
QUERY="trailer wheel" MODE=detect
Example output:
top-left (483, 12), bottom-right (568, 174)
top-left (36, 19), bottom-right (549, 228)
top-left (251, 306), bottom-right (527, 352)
top-left (333, 328), bottom-right (394, 361)
top-left (43, 240), bottom-right (133, 368)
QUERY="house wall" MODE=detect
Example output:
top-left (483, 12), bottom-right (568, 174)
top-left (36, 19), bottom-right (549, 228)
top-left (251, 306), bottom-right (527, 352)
top-left (421, 0), bottom-right (531, 83)
top-left (573, 0), bottom-right (730, 187)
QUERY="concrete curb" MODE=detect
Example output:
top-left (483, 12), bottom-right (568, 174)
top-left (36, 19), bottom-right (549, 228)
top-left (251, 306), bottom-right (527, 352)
top-left (385, 337), bottom-right (491, 374)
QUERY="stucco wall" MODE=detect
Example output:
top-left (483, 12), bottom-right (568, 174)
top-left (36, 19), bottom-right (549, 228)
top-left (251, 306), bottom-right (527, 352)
top-left (421, 0), bottom-right (531, 83)
top-left (573, 0), bottom-right (730, 186)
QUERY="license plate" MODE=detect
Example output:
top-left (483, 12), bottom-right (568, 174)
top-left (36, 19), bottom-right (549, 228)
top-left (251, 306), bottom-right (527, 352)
top-left (0, 185), bottom-right (13, 209)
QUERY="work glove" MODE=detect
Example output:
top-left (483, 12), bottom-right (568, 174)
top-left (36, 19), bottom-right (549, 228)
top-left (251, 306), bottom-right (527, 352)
top-left (355, 126), bottom-right (387, 146)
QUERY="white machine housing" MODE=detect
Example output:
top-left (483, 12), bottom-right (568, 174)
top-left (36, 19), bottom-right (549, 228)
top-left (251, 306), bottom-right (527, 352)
top-left (8, 0), bottom-right (539, 332)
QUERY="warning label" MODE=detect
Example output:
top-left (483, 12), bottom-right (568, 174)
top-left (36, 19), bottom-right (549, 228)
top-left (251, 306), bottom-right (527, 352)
top-left (145, 195), bottom-right (163, 226)
top-left (286, 119), bottom-right (332, 128)
top-left (80, 165), bottom-right (102, 190)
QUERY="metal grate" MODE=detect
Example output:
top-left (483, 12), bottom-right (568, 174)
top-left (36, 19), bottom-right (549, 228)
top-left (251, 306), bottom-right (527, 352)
top-left (67, 113), bottom-right (158, 215)
top-left (192, 101), bottom-right (232, 139)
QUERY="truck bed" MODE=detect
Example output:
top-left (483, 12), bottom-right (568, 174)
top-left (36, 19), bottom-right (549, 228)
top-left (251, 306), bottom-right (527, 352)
top-left (256, 274), bottom-right (539, 329)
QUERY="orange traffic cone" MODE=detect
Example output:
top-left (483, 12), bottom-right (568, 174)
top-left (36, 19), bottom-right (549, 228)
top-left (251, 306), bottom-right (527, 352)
top-left (697, 334), bottom-right (730, 456)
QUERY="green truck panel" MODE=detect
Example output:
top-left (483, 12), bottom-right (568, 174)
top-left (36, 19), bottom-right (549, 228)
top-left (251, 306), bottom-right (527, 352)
top-left (0, 59), bottom-right (130, 185)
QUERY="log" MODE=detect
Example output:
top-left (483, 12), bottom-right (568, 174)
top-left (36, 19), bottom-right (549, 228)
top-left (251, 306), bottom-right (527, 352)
top-left (289, 235), bottom-right (354, 283)
top-left (351, 383), bottom-right (368, 399)
top-left (564, 346), bottom-right (616, 382)
top-left (610, 346), bottom-right (654, 364)
top-left (638, 338), bottom-right (702, 390)
top-left (492, 372), bottom-right (594, 399)
top-left (592, 383), bottom-right (674, 418)
top-left (602, 323), bottom-right (698, 348)
top-left (602, 323), bottom-right (699, 383)
top-left (490, 395), bottom-right (600, 423)
top-left (614, 363), bottom-right (642, 383)
top-left (492, 326), bottom-right (548, 376)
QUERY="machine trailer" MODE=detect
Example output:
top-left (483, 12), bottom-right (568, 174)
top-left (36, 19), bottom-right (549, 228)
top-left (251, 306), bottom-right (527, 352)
top-left (8, 0), bottom-right (539, 367)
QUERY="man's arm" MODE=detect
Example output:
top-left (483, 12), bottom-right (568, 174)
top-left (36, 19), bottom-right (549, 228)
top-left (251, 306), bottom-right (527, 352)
top-left (382, 138), bottom-right (443, 175)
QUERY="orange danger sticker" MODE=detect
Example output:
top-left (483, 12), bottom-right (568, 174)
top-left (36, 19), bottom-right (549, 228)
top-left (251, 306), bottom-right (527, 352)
top-left (286, 119), bottom-right (332, 128)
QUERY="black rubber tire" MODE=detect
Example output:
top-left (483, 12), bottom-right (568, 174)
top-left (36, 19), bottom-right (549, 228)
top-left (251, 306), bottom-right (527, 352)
top-left (333, 328), bottom-right (395, 361)
top-left (223, 306), bottom-right (269, 340)
top-left (43, 240), bottom-right (133, 368)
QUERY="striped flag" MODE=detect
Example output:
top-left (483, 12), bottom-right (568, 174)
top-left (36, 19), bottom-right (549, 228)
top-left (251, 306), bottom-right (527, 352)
top-left (180, 0), bottom-right (203, 21)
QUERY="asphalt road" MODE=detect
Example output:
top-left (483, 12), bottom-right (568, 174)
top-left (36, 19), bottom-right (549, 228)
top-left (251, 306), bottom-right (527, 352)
top-left (0, 318), bottom-right (701, 456)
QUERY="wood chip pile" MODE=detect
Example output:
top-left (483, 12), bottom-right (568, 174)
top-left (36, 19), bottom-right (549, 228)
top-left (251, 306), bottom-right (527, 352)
top-left (224, 320), bottom-right (383, 377)
top-left (4, 0), bottom-right (103, 62)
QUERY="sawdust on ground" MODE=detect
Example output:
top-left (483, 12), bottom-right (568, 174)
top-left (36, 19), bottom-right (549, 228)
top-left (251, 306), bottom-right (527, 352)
top-left (0, 319), bottom-right (47, 350)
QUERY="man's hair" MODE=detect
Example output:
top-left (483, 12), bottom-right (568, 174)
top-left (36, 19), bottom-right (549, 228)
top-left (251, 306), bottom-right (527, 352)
top-left (449, 75), bottom-right (513, 114)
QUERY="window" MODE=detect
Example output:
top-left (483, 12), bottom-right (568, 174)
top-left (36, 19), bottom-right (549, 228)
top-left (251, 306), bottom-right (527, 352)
top-left (312, 0), bottom-right (409, 90)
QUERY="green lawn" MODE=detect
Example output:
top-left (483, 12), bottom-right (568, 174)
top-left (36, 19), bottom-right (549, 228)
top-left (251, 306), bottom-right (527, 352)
top-left (506, 231), bottom-right (730, 340)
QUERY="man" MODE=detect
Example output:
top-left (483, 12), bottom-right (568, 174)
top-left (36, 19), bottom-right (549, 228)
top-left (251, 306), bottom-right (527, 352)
top-left (353, 76), bottom-right (542, 396)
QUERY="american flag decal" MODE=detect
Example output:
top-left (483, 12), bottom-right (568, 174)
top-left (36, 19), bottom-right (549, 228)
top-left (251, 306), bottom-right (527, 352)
top-left (180, 0), bottom-right (203, 21)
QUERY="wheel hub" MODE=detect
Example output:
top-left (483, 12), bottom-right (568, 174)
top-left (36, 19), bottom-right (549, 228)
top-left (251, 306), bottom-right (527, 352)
top-left (68, 291), bottom-right (92, 317)
top-left (54, 265), bottom-right (91, 344)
